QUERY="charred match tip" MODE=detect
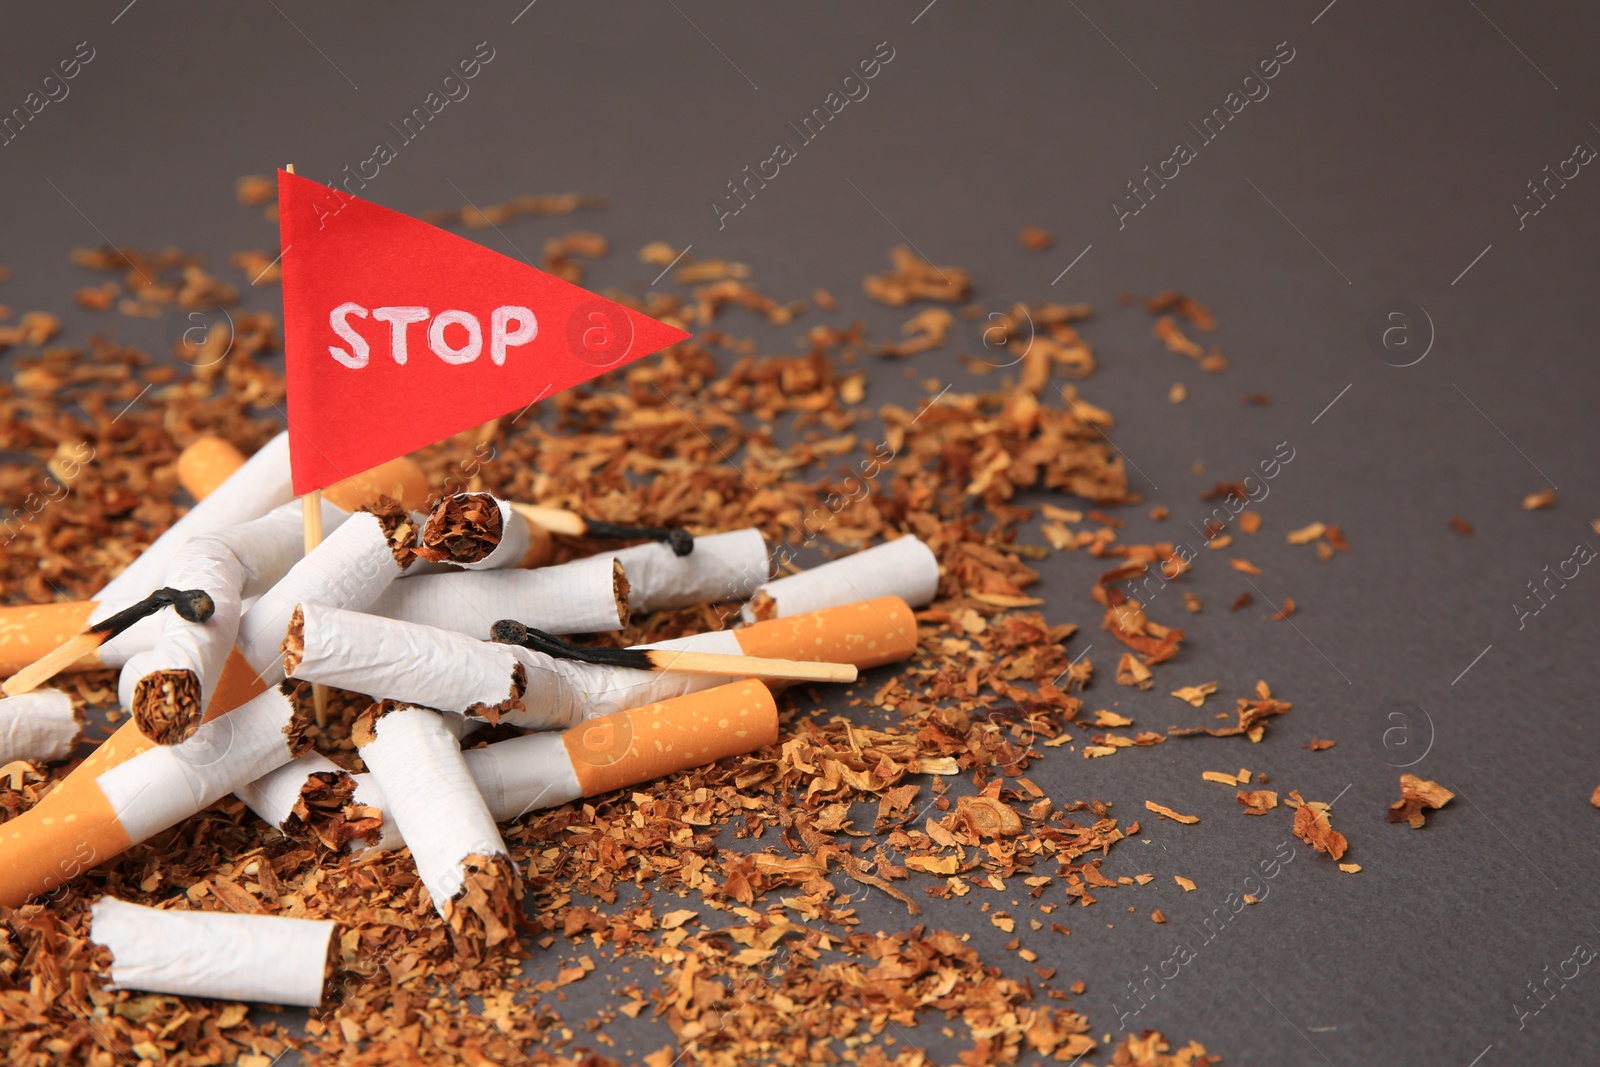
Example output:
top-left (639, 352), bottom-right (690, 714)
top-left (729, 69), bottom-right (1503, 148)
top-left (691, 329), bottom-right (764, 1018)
top-left (89, 586), bottom-right (216, 639)
top-left (665, 528), bottom-right (695, 557)
top-left (171, 589), bottom-right (215, 624)
top-left (489, 619), bottom-right (529, 645)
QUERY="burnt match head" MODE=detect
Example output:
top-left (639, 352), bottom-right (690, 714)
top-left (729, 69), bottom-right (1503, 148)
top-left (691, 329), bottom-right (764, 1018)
top-left (665, 529), bottom-right (695, 557)
top-left (489, 619), bottom-right (529, 646)
top-left (171, 589), bottom-right (215, 624)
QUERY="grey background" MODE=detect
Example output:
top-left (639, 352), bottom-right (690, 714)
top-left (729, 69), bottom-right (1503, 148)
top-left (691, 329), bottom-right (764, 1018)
top-left (4, 3), bottom-right (1599, 1064)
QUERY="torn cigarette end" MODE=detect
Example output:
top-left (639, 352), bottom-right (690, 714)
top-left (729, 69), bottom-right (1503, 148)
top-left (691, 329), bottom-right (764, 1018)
top-left (130, 668), bottom-right (204, 746)
top-left (351, 698), bottom-right (408, 749)
top-left (565, 678), bottom-right (779, 797)
top-left (612, 559), bottom-right (631, 628)
top-left (281, 605), bottom-right (306, 677)
top-left (417, 492), bottom-right (503, 566)
top-left (280, 680), bottom-right (319, 759)
top-left (439, 852), bottom-right (522, 960)
top-left (465, 659), bottom-right (526, 727)
top-left (285, 769), bottom-right (382, 851)
top-left (365, 498), bottom-right (421, 570)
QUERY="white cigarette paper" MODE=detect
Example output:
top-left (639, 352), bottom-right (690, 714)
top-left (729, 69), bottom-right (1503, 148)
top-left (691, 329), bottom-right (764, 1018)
top-left (237, 508), bottom-right (412, 678)
top-left (93, 431), bottom-right (293, 605)
top-left (610, 528), bottom-right (768, 612)
top-left (743, 535), bottom-right (938, 622)
top-left (366, 552), bottom-right (624, 639)
top-left (107, 497), bottom-right (351, 681)
top-left (90, 896), bottom-right (334, 1007)
top-left (94, 683), bottom-right (311, 846)
top-left (287, 605), bottom-right (705, 730)
top-left (0, 689), bottom-right (81, 764)
top-left (354, 705), bottom-right (507, 909)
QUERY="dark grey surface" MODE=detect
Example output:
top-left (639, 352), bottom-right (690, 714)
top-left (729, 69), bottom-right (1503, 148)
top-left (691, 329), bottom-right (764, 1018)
top-left (4, 3), bottom-right (1599, 1064)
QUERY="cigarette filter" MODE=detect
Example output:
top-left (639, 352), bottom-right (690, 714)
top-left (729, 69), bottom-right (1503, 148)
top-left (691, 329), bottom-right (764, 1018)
top-left (353, 702), bottom-right (519, 953)
top-left (351, 680), bottom-right (778, 854)
top-left (655, 595), bottom-right (921, 671)
top-left (366, 552), bottom-right (627, 639)
top-left (742, 535), bottom-right (939, 622)
top-left (176, 435), bottom-right (247, 499)
top-left (610, 528), bottom-right (768, 613)
top-left (0, 689), bottom-right (82, 765)
top-left (90, 896), bottom-right (335, 1007)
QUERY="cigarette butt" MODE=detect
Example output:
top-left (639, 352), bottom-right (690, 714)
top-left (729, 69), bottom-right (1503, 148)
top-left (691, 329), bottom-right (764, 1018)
top-left (743, 535), bottom-right (939, 623)
top-left (0, 689), bottom-right (83, 765)
top-left (176, 436), bottom-right (247, 500)
top-left (322, 455), bottom-right (431, 514)
top-left (354, 702), bottom-right (518, 954)
top-left (730, 596), bottom-right (920, 670)
top-left (90, 897), bottom-right (335, 1007)
top-left (348, 681), bottom-right (779, 854)
top-left (566, 678), bottom-right (778, 797)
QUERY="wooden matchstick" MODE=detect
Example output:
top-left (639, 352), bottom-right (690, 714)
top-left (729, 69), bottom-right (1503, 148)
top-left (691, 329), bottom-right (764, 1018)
top-left (508, 501), bottom-right (695, 555)
top-left (489, 620), bottom-right (857, 684)
top-left (2, 588), bottom-right (215, 698)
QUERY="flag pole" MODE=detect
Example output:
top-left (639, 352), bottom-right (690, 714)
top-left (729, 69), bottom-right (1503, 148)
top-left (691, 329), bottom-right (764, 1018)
top-left (285, 163), bottom-right (330, 729)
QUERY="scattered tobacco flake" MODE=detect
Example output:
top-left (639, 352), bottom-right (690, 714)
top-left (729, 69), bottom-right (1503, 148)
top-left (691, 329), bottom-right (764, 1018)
top-left (1237, 510), bottom-right (1262, 534)
top-left (1230, 592), bottom-right (1254, 612)
top-left (1449, 515), bottom-right (1476, 536)
top-left (1145, 801), bottom-right (1199, 825)
top-left (1523, 488), bottom-right (1556, 510)
top-left (1239, 392), bottom-right (1271, 405)
top-left (1591, 786), bottom-right (1600, 808)
top-left (1387, 774), bottom-right (1455, 828)
top-left (1170, 682), bottom-right (1217, 707)
top-left (1286, 521), bottom-right (1326, 545)
top-left (1288, 790), bottom-right (1348, 860)
top-left (1302, 738), bottom-right (1336, 751)
top-left (1230, 558), bottom-right (1262, 575)
top-left (1174, 876), bottom-right (1196, 892)
top-left (1183, 592), bottom-right (1203, 613)
top-left (1268, 598), bottom-right (1296, 621)
top-left (1151, 909), bottom-right (1167, 923)
top-left (863, 245), bottom-right (971, 305)
top-left (1236, 790), bottom-right (1279, 816)
top-left (1169, 680), bottom-right (1290, 743)
top-left (1019, 225), bottom-right (1054, 251)
top-left (1145, 291), bottom-right (1216, 331)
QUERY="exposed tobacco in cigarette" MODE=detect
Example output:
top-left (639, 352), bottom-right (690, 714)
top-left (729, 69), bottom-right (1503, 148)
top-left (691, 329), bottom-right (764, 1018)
top-left (129, 668), bottom-right (203, 745)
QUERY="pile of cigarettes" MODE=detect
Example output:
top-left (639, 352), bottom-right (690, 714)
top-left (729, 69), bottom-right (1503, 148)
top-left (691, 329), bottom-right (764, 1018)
top-left (0, 193), bottom-right (1459, 1067)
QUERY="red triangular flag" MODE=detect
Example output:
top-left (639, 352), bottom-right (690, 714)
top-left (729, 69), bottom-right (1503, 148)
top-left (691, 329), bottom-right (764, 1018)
top-left (277, 169), bottom-right (690, 495)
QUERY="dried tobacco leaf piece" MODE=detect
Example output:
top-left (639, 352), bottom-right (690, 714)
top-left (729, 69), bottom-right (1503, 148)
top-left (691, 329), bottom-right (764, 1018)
top-left (1387, 773), bottom-right (1455, 828)
top-left (1230, 558), bottom-right (1262, 575)
top-left (1523, 488), bottom-right (1556, 510)
top-left (1117, 652), bottom-right (1153, 690)
top-left (1170, 682), bottom-right (1217, 708)
top-left (1174, 876), bottom-right (1196, 892)
top-left (1109, 1029), bottom-right (1218, 1066)
top-left (1289, 790), bottom-right (1348, 860)
top-left (1450, 515), bottom-right (1476, 536)
top-left (1287, 521), bottom-right (1326, 545)
top-left (1153, 316), bottom-right (1204, 358)
top-left (1302, 738), bottom-right (1336, 751)
top-left (863, 245), bottom-right (971, 305)
top-left (1019, 226), bottom-right (1054, 251)
top-left (1236, 790), bottom-right (1278, 816)
top-left (1145, 801), bottom-right (1198, 825)
top-left (1146, 290), bottom-right (1216, 331)
top-left (1268, 598), bottom-right (1296, 621)
top-left (1229, 592), bottom-right (1253, 611)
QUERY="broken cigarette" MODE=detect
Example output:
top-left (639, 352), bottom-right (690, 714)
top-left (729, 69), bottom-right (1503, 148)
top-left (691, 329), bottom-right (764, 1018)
top-left (352, 701), bottom-right (519, 955)
top-left (742, 534), bottom-right (939, 622)
top-left (0, 689), bottom-right (83, 765)
top-left (608, 528), bottom-right (768, 613)
top-left (348, 680), bottom-right (779, 855)
top-left (416, 493), bottom-right (549, 570)
top-left (0, 447), bottom-right (428, 678)
top-left (366, 552), bottom-right (628, 639)
top-left (0, 506), bottom-right (418, 907)
top-left (90, 896), bottom-right (335, 1007)
top-left (489, 619), bottom-right (856, 684)
top-left (117, 496), bottom-right (351, 744)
